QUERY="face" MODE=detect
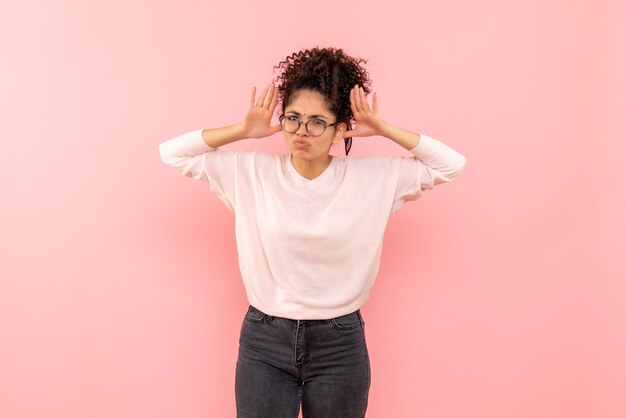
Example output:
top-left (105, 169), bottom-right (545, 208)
top-left (282, 89), bottom-right (346, 162)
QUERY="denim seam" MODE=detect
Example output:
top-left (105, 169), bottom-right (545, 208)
top-left (244, 305), bottom-right (266, 323)
top-left (243, 314), bottom-right (265, 323)
top-left (295, 384), bottom-right (302, 417)
top-left (294, 320), bottom-right (300, 369)
top-left (330, 317), bottom-right (361, 330)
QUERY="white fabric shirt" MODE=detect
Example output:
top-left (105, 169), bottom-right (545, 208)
top-left (159, 129), bottom-right (467, 319)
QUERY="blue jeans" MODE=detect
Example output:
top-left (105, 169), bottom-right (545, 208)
top-left (235, 305), bottom-right (371, 417)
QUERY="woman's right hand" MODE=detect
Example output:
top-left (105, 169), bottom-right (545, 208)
top-left (239, 83), bottom-right (283, 139)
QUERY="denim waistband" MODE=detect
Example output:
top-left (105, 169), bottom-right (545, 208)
top-left (247, 304), bottom-right (363, 324)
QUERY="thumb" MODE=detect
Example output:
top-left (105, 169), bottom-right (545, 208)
top-left (344, 129), bottom-right (359, 139)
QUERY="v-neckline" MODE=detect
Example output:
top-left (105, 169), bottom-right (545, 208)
top-left (286, 155), bottom-right (337, 185)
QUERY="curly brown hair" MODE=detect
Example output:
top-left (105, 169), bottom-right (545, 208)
top-left (272, 46), bottom-right (372, 155)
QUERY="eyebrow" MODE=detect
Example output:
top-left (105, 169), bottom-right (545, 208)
top-left (285, 111), bottom-right (329, 120)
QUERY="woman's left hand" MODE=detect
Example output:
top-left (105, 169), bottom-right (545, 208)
top-left (345, 85), bottom-right (389, 138)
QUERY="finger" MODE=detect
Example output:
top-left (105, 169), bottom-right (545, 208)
top-left (265, 83), bottom-right (277, 110)
top-left (263, 82), bottom-right (276, 109)
top-left (356, 85), bottom-right (367, 112)
top-left (353, 85), bottom-right (363, 112)
top-left (255, 84), bottom-right (270, 108)
top-left (262, 83), bottom-right (272, 110)
top-left (249, 86), bottom-right (256, 108)
top-left (262, 83), bottom-right (275, 110)
top-left (268, 84), bottom-right (279, 111)
top-left (372, 92), bottom-right (378, 114)
top-left (344, 128), bottom-right (359, 138)
top-left (349, 86), bottom-right (357, 115)
top-left (359, 87), bottom-right (371, 111)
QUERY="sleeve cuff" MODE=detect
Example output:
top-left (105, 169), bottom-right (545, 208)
top-left (409, 134), bottom-right (444, 159)
top-left (158, 128), bottom-right (216, 162)
top-left (179, 129), bottom-right (215, 154)
top-left (408, 133), bottom-right (467, 167)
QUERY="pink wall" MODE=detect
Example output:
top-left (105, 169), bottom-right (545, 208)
top-left (1, 0), bottom-right (624, 417)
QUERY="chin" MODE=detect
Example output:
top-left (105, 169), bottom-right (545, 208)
top-left (291, 150), bottom-right (311, 159)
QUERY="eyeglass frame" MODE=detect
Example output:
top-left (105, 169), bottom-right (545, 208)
top-left (278, 114), bottom-right (341, 137)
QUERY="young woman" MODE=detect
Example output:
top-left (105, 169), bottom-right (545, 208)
top-left (159, 46), bottom-right (467, 418)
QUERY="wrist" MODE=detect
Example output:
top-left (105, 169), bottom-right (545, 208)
top-left (382, 122), bottom-right (421, 150)
top-left (233, 121), bottom-right (249, 140)
top-left (379, 119), bottom-right (393, 138)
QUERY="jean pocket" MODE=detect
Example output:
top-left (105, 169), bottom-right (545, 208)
top-left (330, 311), bottom-right (362, 331)
top-left (244, 305), bottom-right (267, 323)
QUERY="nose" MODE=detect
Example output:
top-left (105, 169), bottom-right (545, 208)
top-left (295, 121), bottom-right (309, 136)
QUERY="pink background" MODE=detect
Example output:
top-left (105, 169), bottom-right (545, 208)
top-left (1, 0), bottom-right (624, 417)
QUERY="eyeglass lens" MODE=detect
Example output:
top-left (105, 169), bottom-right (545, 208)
top-left (282, 117), bottom-right (327, 136)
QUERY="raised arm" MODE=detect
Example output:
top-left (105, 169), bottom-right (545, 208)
top-left (158, 84), bottom-right (284, 214)
top-left (199, 83), bottom-right (283, 148)
top-left (346, 84), bottom-right (467, 183)
top-left (159, 83), bottom-right (284, 173)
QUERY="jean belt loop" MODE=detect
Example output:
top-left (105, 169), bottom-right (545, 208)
top-left (357, 310), bottom-right (365, 326)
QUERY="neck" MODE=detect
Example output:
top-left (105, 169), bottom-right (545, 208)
top-left (290, 154), bottom-right (333, 180)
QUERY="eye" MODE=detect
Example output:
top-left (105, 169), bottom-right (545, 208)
top-left (285, 115), bottom-right (299, 121)
top-left (312, 119), bottom-right (327, 126)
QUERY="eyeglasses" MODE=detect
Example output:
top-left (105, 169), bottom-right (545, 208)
top-left (279, 115), bottom-right (340, 137)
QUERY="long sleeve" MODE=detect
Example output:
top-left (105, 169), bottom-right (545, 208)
top-left (408, 134), bottom-right (467, 184)
top-left (158, 129), bottom-right (238, 213)
top-left (159, 129), bottom-right (216, 180)
top-left (392, 134), bottom-right (467, 213)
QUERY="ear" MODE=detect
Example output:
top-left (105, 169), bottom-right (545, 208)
top-left (332, 122), bottom-right (348, 144)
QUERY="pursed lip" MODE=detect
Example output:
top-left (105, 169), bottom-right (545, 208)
top-left (294, 140), bottom-right (310, 146)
